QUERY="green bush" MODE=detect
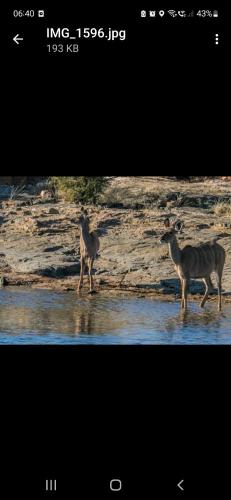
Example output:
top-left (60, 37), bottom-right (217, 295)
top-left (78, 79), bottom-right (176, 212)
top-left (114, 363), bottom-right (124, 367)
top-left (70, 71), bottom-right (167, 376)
top-left (50, 177), bottom-right (109, 204)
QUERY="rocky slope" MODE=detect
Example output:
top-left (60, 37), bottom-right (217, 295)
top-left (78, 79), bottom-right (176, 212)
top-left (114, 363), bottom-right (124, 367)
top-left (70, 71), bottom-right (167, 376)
top-left (0, 177), bottom-right (230, 303)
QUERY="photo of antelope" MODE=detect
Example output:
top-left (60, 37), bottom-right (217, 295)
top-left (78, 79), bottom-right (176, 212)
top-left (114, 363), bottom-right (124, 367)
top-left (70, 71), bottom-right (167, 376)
top-left (0, 176), bottom-right (230, 344)
top-left (160, 218), bottom-right (226, 311)
top-left (77, 207), bottom-right (100, 294)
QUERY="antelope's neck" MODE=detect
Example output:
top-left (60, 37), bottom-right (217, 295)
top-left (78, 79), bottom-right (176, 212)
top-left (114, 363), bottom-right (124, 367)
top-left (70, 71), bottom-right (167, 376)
top-left (80, 224), bottom-right (91, 245)
top-left (168, 237), bottom-right (181, 266)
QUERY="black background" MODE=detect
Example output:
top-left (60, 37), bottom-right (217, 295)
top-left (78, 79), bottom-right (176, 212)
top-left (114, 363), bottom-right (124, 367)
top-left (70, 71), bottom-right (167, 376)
top-left (3, 2), bottom-right (229, 498)
top-left (8, 4), bottom-right (225, 55)
top-left (1, 346), bottom-right (230, 498)
top-left (7, 2), bottom-right (225, 169)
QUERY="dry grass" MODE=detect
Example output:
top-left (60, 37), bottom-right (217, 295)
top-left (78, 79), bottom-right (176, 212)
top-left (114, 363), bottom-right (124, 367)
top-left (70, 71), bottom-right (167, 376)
top-left (214, 201), bottom-right (231, 216)
top-left (102, 177), bottom-right (231, 203)
top-left (100, 185), bottom-right (157, 207)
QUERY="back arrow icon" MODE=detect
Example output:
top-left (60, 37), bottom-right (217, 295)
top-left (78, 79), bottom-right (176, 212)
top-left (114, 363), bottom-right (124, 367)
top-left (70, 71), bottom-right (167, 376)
top-left (177, 479), bottom-right (184, 491)
top-left (13, 34), bottom-right (24, 45)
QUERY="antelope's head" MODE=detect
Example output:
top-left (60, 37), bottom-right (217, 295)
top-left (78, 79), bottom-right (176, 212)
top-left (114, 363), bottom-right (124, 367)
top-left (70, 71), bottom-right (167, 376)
top-left (160, 218), bottom-right (184, 244)
top-left (78, 207), bottom-right (90, 228)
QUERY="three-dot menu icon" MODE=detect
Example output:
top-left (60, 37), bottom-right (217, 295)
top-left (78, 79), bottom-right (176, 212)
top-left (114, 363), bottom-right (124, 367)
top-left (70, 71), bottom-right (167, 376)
top-left (215, 34), bottom-right (219, 45)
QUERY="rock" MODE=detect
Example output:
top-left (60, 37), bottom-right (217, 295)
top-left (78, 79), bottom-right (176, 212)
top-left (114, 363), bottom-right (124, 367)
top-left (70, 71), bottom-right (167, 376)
top-left (165, 192), bottom-right (178, 202)
top-left (157, 198), bottom-right (167, 209)
top-left (216, 223), bottom-right (231, 229)
top-left (129, 203), bottom-right (145, 210)
top-left (62, 248), bottom-right (78, 256)
top-left (159, 254), bottom-right (168, 261)
top-left (98, 278), bottom-right (107, 285)
top-left (15, 201), bottom-right (28, 208)
top-left (95, 269), bottom-right (109, 275)
top-left (216, 233), bottom-right (231, 238)
top-left (8, 211), bottom-right (17, 216)
top-left (43, 246), bottom-right (64, 253)
top-left (33, 198), bottom-right (56, 206)
top-left (143, 229), bottom-right (157, 237)
top-left (36, 263), bottom-right (80, 277)
top-left (162, 195), bottom-right (181, 208)
top-left (15, 217), bottom-right (41, 233)
top-left (23, 210), bottom-right (32, 216)
top-left (40, 190), bottom-right (53, 199)
top-left (97, 218), bottom-right (121, 229)
top-left (196, 224), bottom-right (210, 230)
top-left (167, 200), bottom-right (178, 209)
top-left (101, 202), bottom-right (124, 209)
top-left (6, 251), bottom-right (80, 277)
top-left (133, 212), bottom-right (145, 218)
top-left (48, 208), bottom-right (59, 215)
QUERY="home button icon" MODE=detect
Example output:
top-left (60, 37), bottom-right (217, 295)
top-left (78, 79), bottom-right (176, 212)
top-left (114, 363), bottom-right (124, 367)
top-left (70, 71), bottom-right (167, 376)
top-left (110, 479), bottom-right (122, 492)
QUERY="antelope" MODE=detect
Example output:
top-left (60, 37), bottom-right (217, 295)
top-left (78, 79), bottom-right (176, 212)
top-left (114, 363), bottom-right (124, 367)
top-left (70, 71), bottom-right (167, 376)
top-left (77, 208), bottom-right (100, 294)
top-left (160, 219), bottom-right (226, 311)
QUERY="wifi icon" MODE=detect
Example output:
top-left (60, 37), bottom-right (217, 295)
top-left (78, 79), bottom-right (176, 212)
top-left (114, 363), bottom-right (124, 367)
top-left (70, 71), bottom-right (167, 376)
top-left (168, 10), bottom-right (177, 17)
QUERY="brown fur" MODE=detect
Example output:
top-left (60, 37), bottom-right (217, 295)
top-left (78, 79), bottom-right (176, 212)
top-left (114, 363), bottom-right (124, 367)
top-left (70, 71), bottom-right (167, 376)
top-left (78, 210), bottom-right (100, 293)
top-left (160, 221), bottom-right (226, 311)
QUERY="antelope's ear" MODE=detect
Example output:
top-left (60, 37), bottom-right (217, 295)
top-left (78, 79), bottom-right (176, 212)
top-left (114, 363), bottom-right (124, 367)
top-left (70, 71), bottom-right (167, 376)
top-left (164, 218), bottom-right (171, 228)
top-left (80, 207), bottom-right (88, 216)
top-left (174, 220), bottom-right (184, 232)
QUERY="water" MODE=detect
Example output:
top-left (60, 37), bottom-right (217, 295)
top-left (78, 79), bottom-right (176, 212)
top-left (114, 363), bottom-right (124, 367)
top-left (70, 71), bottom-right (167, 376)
top-left (0, 287), bottom-right (231, 344)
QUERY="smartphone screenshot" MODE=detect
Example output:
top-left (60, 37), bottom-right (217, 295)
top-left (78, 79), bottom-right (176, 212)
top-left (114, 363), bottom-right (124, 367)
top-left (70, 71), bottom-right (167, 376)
top-left (3, 3), bottom-right (229, 499)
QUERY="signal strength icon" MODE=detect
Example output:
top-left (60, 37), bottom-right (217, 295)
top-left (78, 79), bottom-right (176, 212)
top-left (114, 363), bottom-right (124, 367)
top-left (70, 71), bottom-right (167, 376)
top-left (168, 10), bottom-right (177, 17)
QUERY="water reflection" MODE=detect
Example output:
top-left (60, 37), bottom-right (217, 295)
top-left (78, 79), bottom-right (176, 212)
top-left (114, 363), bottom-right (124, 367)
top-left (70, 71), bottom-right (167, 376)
top-left (164, 308), bottom-right (225, 333)
top-left (0, 289), bottom-right (129, 337)
top-left (0, 287), bottom-right (230, 344)
top-left (180, 308), bottom-right (226, 327)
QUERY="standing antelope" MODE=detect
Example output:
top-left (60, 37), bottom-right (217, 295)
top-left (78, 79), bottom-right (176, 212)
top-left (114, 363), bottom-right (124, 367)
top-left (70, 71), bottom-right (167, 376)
top-left (78, 208), bottom-right (100, 294)
top-left (160, 219), bottom-right (226, 311)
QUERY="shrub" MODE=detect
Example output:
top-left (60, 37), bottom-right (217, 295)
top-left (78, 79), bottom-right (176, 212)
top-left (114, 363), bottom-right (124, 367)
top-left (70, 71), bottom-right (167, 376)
top-left (50, 177), bottom-right (109, 204)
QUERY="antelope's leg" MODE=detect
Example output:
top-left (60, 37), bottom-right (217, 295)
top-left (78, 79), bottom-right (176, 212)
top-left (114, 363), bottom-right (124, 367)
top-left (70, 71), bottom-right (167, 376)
top-left (208, 276), bottom-right (214, 293)
top-left (180, 279), bottom-right (184, 308)
top-left (78, 257), bottom-right (85, 293)
top-left (200, 277), bottom-right (210, 308)
top-left (217, 273), bottom-right (222, 311)
top-left (88, 258), bottom-right (94, 292)
top-left (182, 279), bottom-right (189, 310)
